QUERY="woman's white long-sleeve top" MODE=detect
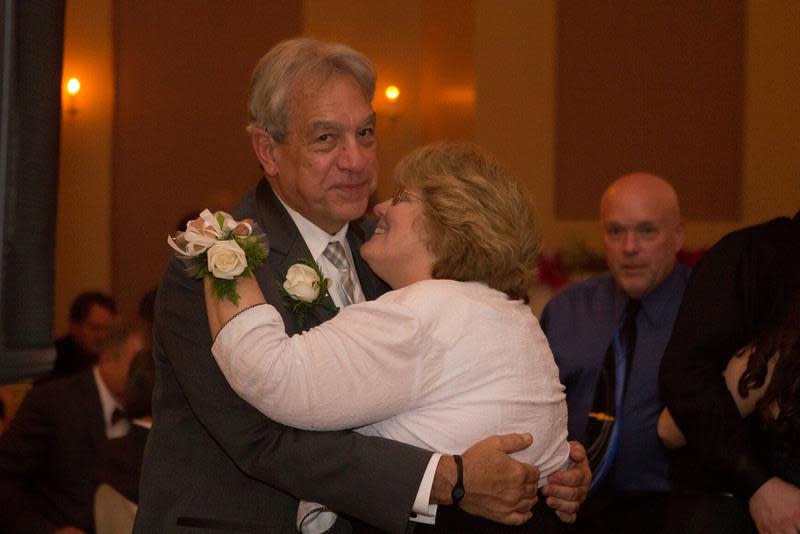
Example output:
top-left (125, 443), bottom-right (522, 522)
top-left (212, 279), bottom-right (570, 481)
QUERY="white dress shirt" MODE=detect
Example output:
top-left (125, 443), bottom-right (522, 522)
top-left (92, 366), bottom-right (130, 439)
top-left (280, 199), bottom-right (366, 307)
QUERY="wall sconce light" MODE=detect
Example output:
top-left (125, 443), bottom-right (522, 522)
top-left (384, 85), bottom-right (400, 120)
top-left (385, 85), bottom-right (400, 101)
top-left (65, 77), bottom-right (81, 115)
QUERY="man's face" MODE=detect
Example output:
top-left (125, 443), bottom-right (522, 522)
top-left (100, 333), bottom-right (145, 402)
top-left (265, 75), bottom-right (378, 234)
top-left (70, 304), bottom-right (114, 354)
top-left (602, 189), bottom-right (684, 299)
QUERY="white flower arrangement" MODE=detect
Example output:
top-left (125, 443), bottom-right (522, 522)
top-left (168, 209), bottom-right (268, 304)
top-left (276, 258), bottom-right (336, 329)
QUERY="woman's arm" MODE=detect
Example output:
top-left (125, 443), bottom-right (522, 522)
top-left (205, 275), bottom-right (266, 337)
top-left (205, 277), bottom-right (425, 431)
top-left (657, 346), bottom-right (776, 448)
top-left (722, 346), bottom-right (776, 418)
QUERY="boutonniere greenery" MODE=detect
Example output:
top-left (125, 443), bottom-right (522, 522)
top-left (168, 209), bottom-right (268, 304)
top-left (276, 258), bottom-right (337, 329)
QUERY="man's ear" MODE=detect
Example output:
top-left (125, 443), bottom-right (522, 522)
top-left (250, 128), bottom-right (279, 177)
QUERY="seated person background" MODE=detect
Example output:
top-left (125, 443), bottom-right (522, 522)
top-left (539, 173), bottom-right (688, 533)
top-left (137, 286), bottom-right (158, 346)
top-left (203, 142), bottom-right (571, 532)
top-left (50, 291), bottom-right (117, 380)
top-left (94, 347), bottom-right (155, 534)
top-left (659, 278), bottom-right (800, 532)
top-left (659, 211), bottom-right (800, 533)
top-left (96, 346), bottom-right (155, 505)
top-left (0, 320), bottom-right (144, 533)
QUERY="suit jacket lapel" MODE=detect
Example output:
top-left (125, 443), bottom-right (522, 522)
top-left (250, 180), bottom-right (390, 331)
top-left (252, 181), bottom-right (338, 332)
top-left (80, 370), bottom-right (108, 447)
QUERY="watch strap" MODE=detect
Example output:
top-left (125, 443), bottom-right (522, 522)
top-left (451, 454), bottom-right (465, 506)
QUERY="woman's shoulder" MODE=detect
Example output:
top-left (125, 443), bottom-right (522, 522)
top-left (378, 279), bottom-right (505, 307)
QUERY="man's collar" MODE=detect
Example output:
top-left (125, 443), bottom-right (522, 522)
top-left (613, 263), bottom-right (689, 325)
top-left (276, 195), bottom-right (349, 261)
top-left (92, 366), bottom-right (124, 425)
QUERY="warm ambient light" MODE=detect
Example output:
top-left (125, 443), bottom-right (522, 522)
top-left (66, 77), bottom-right (81, 95)
top-left (385, 85), bottom-right (400, 101)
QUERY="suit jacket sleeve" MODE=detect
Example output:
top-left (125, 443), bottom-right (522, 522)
top-left (155, 256), bottom-right (432, 532)
top-left (0, 386), bottom-right (61, 533)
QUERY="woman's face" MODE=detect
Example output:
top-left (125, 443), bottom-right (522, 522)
top-left (361, 186), bottom-right (436, 289)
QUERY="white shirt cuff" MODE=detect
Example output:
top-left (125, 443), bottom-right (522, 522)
top-left (410, 453), bottom-right (440, 524)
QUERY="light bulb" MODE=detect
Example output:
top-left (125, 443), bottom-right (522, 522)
top-left (66, 78), bottom-right (81, 95)
top-left (385, 85), bottom-right (400, 101)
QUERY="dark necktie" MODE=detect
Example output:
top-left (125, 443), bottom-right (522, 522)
top-left (586, 298), bottom-right (640, 491)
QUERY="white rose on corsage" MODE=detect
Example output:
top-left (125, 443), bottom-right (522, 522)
top-left (167, 210), bottom-right (268, 304)
top-left (276, 258), bottom-right (336, 328)
top-left (207, 240), bottom-right (248, 279)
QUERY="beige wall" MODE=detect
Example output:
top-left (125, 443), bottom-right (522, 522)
top-left (475, 0), bottom-right (800, 252)
top-left (304, 0), bottom-right (475, 201)
top-left (55, 1), bottom-right (800, 332)
top-left (55, 0), bottom-right (114, 335)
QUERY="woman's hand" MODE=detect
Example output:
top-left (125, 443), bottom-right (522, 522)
top-left (657, 407), bottom-right (687, 449)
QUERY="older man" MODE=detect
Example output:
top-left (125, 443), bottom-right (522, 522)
top-left (540, 173), bottom-right (688, 533)
top-left (135, 38), bottom-right (589, 533)
top-left (0, 321), bottom-right (144, 533)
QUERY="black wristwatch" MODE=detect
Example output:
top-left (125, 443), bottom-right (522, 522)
top-left (451, 454), bottom-right (465, 507)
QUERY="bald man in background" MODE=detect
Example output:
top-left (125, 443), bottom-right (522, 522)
top-left (540, 173), bottom-right (689, 533)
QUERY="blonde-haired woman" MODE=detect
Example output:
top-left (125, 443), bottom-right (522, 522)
top-left (205, 142), bottom-right (570, 532)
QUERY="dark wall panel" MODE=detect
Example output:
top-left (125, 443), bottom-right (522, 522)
top-left (113, 1), bottom-right (302, 315)
top-left (556, 1), bottom-right (745, 220)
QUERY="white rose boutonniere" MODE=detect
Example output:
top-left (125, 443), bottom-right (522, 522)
top-left (276, 258), bottom-right (336, 328)
top-left (168, 209), bottom-right (268, 304)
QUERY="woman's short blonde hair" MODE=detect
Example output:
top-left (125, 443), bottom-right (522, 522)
top-left (394, 142), bottom-right (540, 301)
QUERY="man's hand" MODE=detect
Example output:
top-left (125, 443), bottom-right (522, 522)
top-left (540, 441), bottom-right (591, 523)
top-left (749, 477), bottom-right (800, 533)
top-left (432, 433), bottom-right (539, 525)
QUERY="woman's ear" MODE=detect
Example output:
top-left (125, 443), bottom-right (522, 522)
top-left (250, 128), bottom-right (279, 176)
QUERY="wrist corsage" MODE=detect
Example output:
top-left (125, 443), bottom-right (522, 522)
top-left (168, 209), bottom-right (268, 304)
top-left (276, 258), bottom-right (337, 329)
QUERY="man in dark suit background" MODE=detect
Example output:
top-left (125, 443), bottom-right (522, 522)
top-left (50, 291), bottom-right (117, 380)
top-left (96, 346), bottom-right (155, 505)
top-left (0, 320), bottom-right (144, 533)
top-left (135, 37), bottom-right (590, 533)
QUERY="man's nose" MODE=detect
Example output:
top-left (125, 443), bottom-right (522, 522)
top-left (337, 137), bottom-right (369, 172)
top-left (622, 230), bottom-right (640, 253)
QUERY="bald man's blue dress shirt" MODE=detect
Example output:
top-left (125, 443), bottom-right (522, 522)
top-left (540, 264), bottom-right (690, 493)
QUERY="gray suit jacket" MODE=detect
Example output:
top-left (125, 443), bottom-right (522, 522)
top-left (134, 180), bottom-right (432, 533)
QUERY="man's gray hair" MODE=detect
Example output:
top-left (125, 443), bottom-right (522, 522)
top-left (247, 37), bottom-right (376, 143)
